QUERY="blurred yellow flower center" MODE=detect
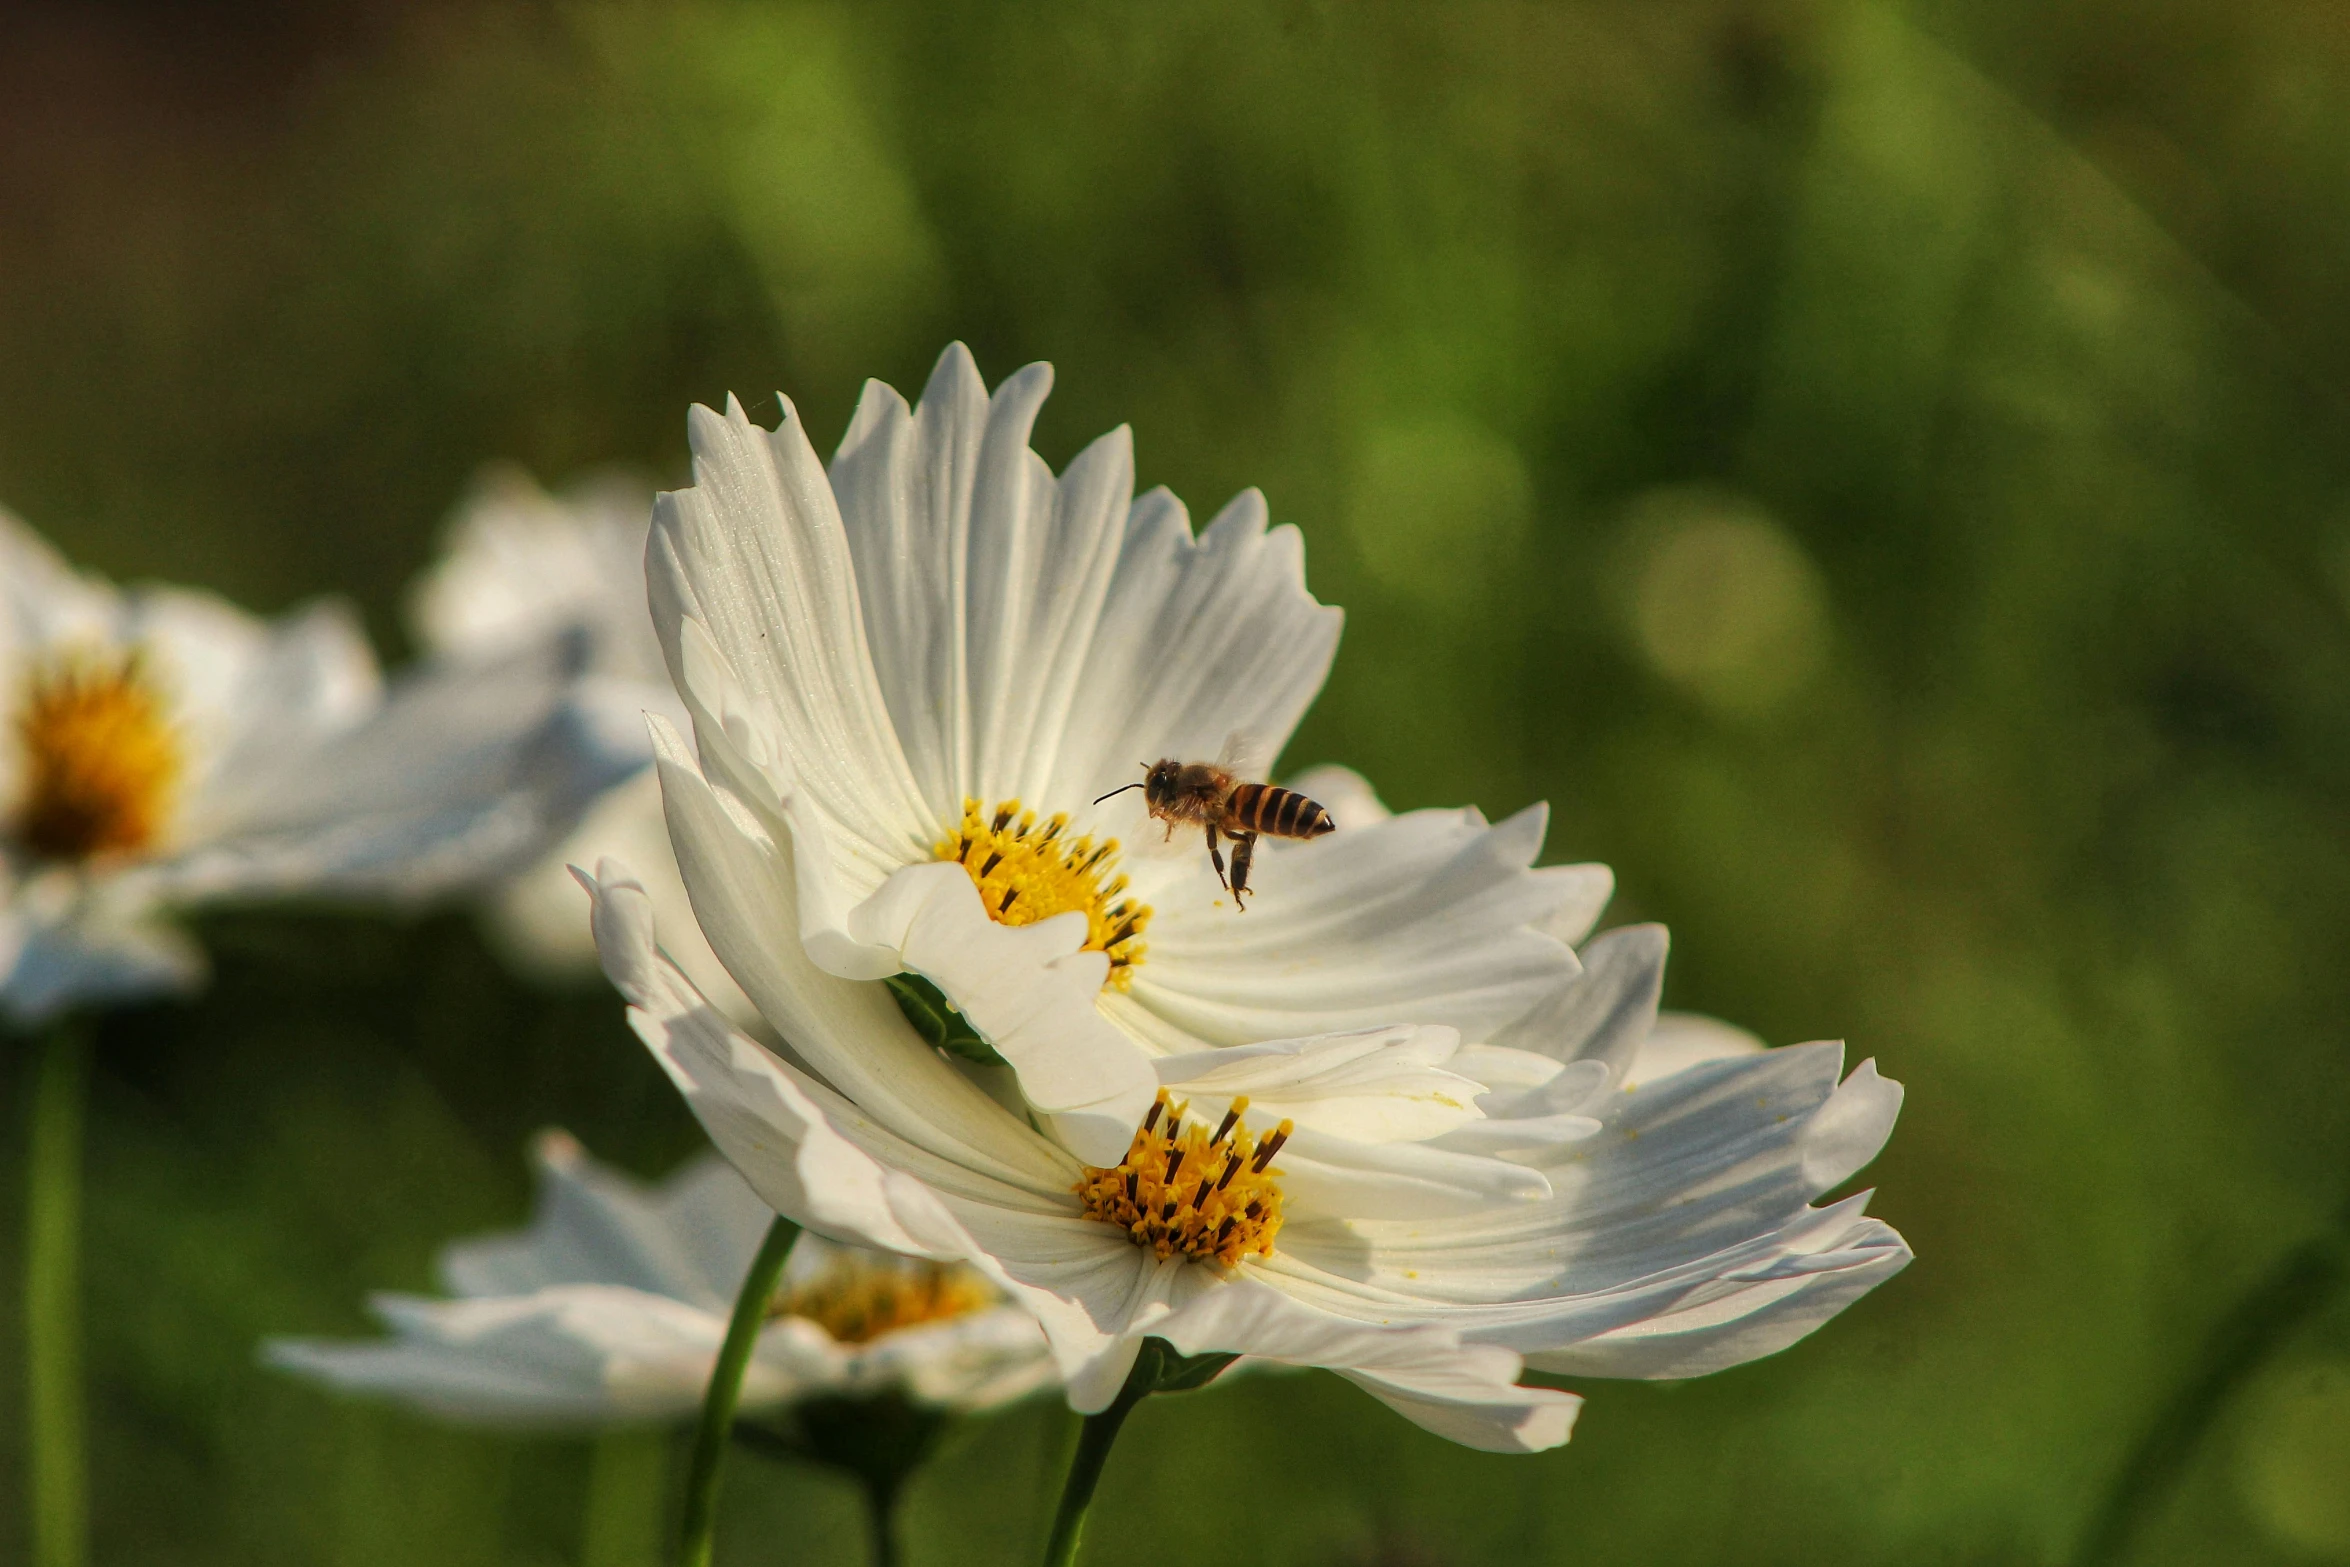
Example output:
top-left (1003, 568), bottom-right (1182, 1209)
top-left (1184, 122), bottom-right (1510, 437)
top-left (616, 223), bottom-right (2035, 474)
top-left (1076, 1091), bottom-right (1290, 1266)
top-left (771, 1255), bottom-right (995, 1346)
top-left (934, 798), bottom-right (1149, 989)
top-left (13, 649), bottom-right (181, 863)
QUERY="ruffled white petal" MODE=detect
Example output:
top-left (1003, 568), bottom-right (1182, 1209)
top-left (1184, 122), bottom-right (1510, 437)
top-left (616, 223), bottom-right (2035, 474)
top-left (1523, 1193), bottom-right (1910, 1379)
top-left (647, 395), bottom-right (935, 893)
top-left (1256, 1044), bottom-right (1910, 1372)
top-left (1111, 803), bottom-right (1597, 1054)
top-left (1150, 1024), bottom-right (1487, 1145)
top-left (1485, 922), bottom-right (1669, 1096)
top-left (1041, 484), bottom-right (1342, 809)
top-left (829, 345), bottom-right (1346, 818)
top-left (1140, 1275), bottom-right (1578, 1454)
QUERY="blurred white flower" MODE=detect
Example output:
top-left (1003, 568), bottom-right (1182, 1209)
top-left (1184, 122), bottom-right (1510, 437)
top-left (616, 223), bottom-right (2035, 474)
top-left (580, 843), bottom-right (1908, 1454)
top-left (265, 1130), bottom-right (1059, 1427)
top-left (0, 507), bottom-right (617, 1023)
top-left (409, 468), bottom-right (756, 1026)
top-left (643, 344), bottom-right (1607, 1162)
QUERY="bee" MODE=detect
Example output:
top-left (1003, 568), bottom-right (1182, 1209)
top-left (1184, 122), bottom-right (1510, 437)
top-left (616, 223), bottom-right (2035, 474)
top-left (1094, 735), bottom-right (1334, 909)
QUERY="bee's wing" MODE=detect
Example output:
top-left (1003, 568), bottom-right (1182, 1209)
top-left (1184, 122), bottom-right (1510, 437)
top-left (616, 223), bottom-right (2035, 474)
top-left (1216, 729), bottom-right (1269, 783)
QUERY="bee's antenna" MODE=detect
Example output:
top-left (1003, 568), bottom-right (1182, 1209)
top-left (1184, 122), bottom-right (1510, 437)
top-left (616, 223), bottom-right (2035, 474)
top-left (1093, 782), bottom-right (1145, 805)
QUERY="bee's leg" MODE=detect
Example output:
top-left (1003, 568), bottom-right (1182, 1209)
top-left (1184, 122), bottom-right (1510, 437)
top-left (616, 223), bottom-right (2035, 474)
top-left (1204, 823), bottom-right (1229, 890)
top-left (1228, 832), bottom-right (1257, 910)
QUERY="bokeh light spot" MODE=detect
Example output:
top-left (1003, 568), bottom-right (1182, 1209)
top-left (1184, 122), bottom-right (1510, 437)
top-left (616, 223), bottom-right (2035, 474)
top-left (1616, 485), bottom-right (1830, 718)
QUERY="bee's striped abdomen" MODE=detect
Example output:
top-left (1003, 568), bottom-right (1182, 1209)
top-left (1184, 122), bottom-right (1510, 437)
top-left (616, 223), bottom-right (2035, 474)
top-left (1230, 783), bottom-right (1335, 840)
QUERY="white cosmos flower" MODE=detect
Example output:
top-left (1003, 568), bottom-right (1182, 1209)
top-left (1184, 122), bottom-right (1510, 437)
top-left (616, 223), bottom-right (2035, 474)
top-left (265, 1129), bottom-right (1058, 1428)
top-left (644, 344), bottom-right (1610, 1161)
top-left (580, 840), bottom-right (1908, 1452)
top-left (408, 468), bottom-right (755, 1026)
top-left (0, 507), bottom-right (617, 1023)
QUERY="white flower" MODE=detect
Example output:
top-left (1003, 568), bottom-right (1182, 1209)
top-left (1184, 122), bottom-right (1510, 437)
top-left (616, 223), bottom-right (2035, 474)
top-left (644, 344), bottom-right (1609, 1161)
top-left (580, 843), bottom-right (1908, 1453)
top-left (408, 468), bottom-right (755, 1027)
top-left (264, 1129), bottom-right (1059, 1428)
top-left (0, 507), bottom-right (613, 1023)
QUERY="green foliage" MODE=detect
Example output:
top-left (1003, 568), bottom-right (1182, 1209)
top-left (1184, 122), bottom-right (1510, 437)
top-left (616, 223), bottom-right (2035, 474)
top-left (4, 1), bottom-right (2350, 1562)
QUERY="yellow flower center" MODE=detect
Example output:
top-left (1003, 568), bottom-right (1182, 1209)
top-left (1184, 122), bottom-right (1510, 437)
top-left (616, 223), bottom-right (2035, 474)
top-left (934, 798), bottom-right (1150, 989)
top-left (13, 649), bottom-right (181, 863)
top-left (770, 1255), bottom-right (996, 1346)
top-left (1076, 1091), bottom-right (1291, 1267)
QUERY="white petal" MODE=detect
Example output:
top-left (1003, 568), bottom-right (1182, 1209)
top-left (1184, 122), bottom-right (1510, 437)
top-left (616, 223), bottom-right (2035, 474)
top-left (848, 859), bottom-right (1157, 1162)
top-left (1625, 1010), bottom-right (1769, 1086)
top-left (1113, 804), bottom-right (1590, 1053)
top-left (1152, 1023), bottom-right (1487, 1144)
top-left (1798, 1056), bottom-right (1902, 1192)
top-left (1143, 1276), bottom-right (1578, 1453)
top-left (1486, 923), bottom-right (1668, 1096)
top-left (408, 464), bottom-right (666, 688)
top-left (482, 770), bottom-right (763, 1032)
top-left (582, 850), bottom-right (1067, 1194)
top-left (0, 901), bottom-right (202, 1025)
top-left (1045, 486), bottom-right (1343, 807)
top-left (149, 637), bottom-right (617, 904)
top-left (437, 1131), bottom-right (773, 1314)
top-left (826, 350), bottom-right (986, 812)
top-left (647, 392), bottom-right (936, 884)
top-left (1257, 1046), bottom-right (1909, 1376)
top-left (265, 1285), bottom-right (749, 1428)
top-left (586, 879), bottom-right (1150, 1397)
top-left (1337, 1368), bottom-right (1582, 1454)
top-left (1279, 764), bottom-right (1391, 828)
top-left (1276, 1131), bottom-right (1552, 1221)
top-left (1524, 1196), bottom-right (1911, 1379)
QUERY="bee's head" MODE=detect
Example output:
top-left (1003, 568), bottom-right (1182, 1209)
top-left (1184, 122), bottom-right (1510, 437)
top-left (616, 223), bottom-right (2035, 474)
top-left (1141, 758), bottom-right (1182, 808)
top-left (1095, 759), bottom-right (1185, 812)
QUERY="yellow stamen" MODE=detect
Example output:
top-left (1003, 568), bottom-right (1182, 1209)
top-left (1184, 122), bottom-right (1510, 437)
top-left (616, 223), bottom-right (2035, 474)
top-left (13, 649), bottom-right (180, 863)
top-left (770, 1254), bottom-right (996, 1346)
top-left (1075, 1090), bottom-right (1290, 1266)
top-left (934, 798), bottom-right (1151, 989)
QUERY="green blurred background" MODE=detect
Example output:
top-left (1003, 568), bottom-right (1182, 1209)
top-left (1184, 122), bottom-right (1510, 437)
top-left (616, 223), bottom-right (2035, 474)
top-left (5, 1), bottom-right (2350, 1562)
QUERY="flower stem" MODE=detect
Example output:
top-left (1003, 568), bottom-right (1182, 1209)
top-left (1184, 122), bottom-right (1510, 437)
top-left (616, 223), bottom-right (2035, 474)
top-left (25, 1019), bottom-right (90, 1567)
top-left (860, 1473), bottom-right (901, 1567)
top-left (678, 1214), bottom-right (799, 1567)
top-left (1039, 1380), bottom-right (1147, 1567)
top-left (1039, 1339), bottom-right (1238, 1567)
top-left (2074, 1203), bottom-right (2349, 1566)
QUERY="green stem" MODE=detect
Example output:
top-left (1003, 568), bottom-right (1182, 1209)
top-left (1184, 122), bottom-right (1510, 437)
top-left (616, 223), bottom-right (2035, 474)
top-left (1039, 1378), bottom-right (1148, 1567)
top-left (860, 1473), bottom-right (901, 1567)
top-left (2074, 1207), bottom-right (2349, 1566)
top-left (1037, 1338), bottom-right (1238, 1567)
top-left (678, 1214), bottom-right (799, 1567)
top-left (26, 1020), bottom-right (89, 1567)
